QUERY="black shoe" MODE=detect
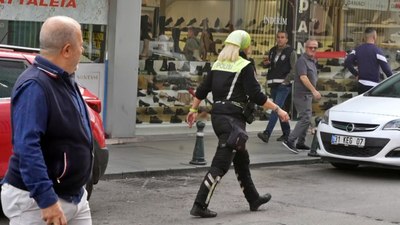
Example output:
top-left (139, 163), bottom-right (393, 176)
top-left (190, 204), bottom-right (217, 218)
top-left (276, 134), bottom-right (288, 142)
top-left (137, 90), bottom-right (146, 97)
top-left (163, 106), bottom-right (174, 114)
top-left (249, 193), bottom-right (272, 211)
top-left (308, 150), bottom-right (320, 157)
top-left (257, 132), bottom-right (269, 143)
top-left (139, 100), bottom-right (150, 107)
top-left (136, 118), bottom-right (142, 124)
top-left (149, 115), bottom-right (163, 123)
top-left (153, 95), bottom-right (159, 103)
top-left (170, 115), bottom-right (182, 123)
top-left (282, 140), bottom-right (299, 154)
top-left (296, 143), bottom-right (311, 151)
top-left (145, 107), bottom-right (158, 115)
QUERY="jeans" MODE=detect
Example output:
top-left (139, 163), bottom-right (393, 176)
top-left (264, 84), bottom-right (291, 135)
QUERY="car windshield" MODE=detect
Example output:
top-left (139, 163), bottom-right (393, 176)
top-left (367, 73), bottom-right (400, 98)
top-left (0, 59), bottom-right (28, 98)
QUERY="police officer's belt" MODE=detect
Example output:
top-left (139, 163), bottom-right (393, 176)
top-left (214, 100), bottom-right (244, 109)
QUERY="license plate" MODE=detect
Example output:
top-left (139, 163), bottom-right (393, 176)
top-left (331, 135), bottom-right (365, 147)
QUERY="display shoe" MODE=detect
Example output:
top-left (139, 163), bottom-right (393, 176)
top-left (170, 115), bottom-right (182, 123)
top-left (235, 18), bottom-right (243, 28)
top-left (167, 96), bottom-right (177, 102)
top-left (160, 59), bottom-right (168, 71)
top-left (149, 115), bottom-right (163, 123)
top-left (158, 102), bottom-right (168, 107)
top-left (136, 118), bottom-right (143, 124)
top-left (159, 91), bottom-right (169, 98)
top-left (246, 18), bottom-right (256, 28)
top-left (164, 17), bottom-right (173, 27)
top-left (186, 18), bottom-right (197, 27)
top-left (202, 62), bottom-right (211, 75)
top-left (257, 132), bottom-right (270, 143)
top-left (139, 100), bottom-right (150, 107)
top-left (174, 100), bottom-right (185, 106)
top-left (163, 106), bottom-right (174, 114)
top-left (145, 107), bottom-right (158, 115)
top-left (214, 17), bottom-right (220, 28)
top-left (173, 17), bottom-right (185, 27)
top-left (144, 58), bottom-right (157, 75)
top-left (153, 95), bottom-right (159, 103)
top-left (178, 61), bottom-right (190, 72)
top-left (137, 90), bottom-right (146, 97)
top-left (196, 65), bottom-right (203, 76)
top-left (175, 108), bottom-right (186, 115)
top-left (190, 204), bottom-right (217, 218)
top-left (249, 193), bottom-right (272, 211)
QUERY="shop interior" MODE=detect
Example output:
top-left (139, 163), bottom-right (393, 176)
top-left (137, 0), bottom-right (400, 124)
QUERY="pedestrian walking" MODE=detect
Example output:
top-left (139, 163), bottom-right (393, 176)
top-left (282, 39), bottom-right (321, 154)
top-left (344, 27), bottom-right (392, 94)
top-left (1, 16), bottom-right (93, 225)
top-left (257, 31), bottom-right (296, 143)
top-left (186, 30), bottom-right (290, 218)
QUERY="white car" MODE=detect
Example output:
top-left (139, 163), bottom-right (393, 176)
top-left (317, 72), bottom-right (400, 169)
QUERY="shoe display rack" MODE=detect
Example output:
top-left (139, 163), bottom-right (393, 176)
top-left (136, 55), bottom-right (213, 124)
top-left (312, 57), bottom-right (358, 116)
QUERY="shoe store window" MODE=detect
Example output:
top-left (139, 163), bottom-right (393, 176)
top-left (137, 0), bottom-right (293, 124)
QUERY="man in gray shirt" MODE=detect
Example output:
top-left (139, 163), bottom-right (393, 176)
top-left (283, 39), bottom-right (321, 154)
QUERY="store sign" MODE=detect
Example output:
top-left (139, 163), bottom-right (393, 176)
top-left (263, 16), bottom-right (288, 25)
top-left (295, 0), bottom-right (310, 54)
top-left (389, 0), bottom-right (400, 11)
top-left (344, 0), bottom-right (388, 11)
top-left (75, 63), bottom-right (105, 111)
top-left (0, 0), bottom-right (108, 24)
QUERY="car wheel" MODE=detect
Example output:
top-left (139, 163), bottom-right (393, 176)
top-left (85, 178), bottom-right (94, 200)
top-left (330, 162), bottom-right (359, 170)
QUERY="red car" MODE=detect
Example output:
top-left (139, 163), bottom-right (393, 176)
top-left (0, 45), bottom-right (108, 199)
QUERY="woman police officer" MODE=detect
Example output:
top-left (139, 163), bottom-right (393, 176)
top-left (187, 30), bottom-right (290, 218)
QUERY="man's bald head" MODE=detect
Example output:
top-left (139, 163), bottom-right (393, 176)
top-left (39, 16), bottom-right (81, 55)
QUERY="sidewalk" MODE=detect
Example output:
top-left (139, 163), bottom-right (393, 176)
top-left (103, 120), bottom-right (322, 179)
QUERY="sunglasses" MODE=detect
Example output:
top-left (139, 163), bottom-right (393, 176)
top-left (307, 46), bottom-right (318, 50)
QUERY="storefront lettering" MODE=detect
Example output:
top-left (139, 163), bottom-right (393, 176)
top-left (298, 0), bottom-right (309, 13)
top-left (263, 16), bottom-right (287, 25)
top-left (77, 74), bottom-right (99, 80)
top-left (0, 0), bottom-right (77, 8)
top-left (345, 0), bottom-right (365, 7)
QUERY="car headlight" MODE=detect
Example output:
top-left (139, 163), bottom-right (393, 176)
top-left (321, 109), bottom-right (329, 124)
top-left (383, 119), bottom-right (400, 130)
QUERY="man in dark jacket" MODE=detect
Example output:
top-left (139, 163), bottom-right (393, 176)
top-left (258, 31), bottom-right (296, 143)
top-left (344, 27), bottom-right (392, 94)
top-left (1, 16), bottom-right (92, 225)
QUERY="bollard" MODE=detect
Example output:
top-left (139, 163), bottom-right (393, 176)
top-left (190, 120), bottom-right (207, 165)
top-left (308, 116), bottom-right (322, 157)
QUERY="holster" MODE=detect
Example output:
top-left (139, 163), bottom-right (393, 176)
top-left (242, 102), bottom-right (255, 124)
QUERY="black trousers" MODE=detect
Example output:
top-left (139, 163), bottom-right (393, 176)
top-left (194, 114), bottom-right (259, 208)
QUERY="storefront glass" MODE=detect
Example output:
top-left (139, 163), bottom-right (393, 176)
top-left (137, 0), bottom-right (293, 124)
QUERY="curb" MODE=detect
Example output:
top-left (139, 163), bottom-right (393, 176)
top-left (101, 158), bottom-right (323, 180)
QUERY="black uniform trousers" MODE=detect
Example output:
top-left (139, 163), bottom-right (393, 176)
top-left (194, 113), bottom-right (260, 208)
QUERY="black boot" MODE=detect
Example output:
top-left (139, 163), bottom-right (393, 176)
top-left (171, 28), bottom-right (181, 53)
top-left (233, 150), bottom-right (260, 207)
top-left (202, 62), bottom-right (211, 75)
top-left (190, 203), bottom-right (217, 218)
top-left (160, 58), bottom-right (168, 71)
top-left (158, 16), bottom-right (166, 35)
top-left (186, 18), bottom-right (197, 27)
top-left (173, 17), bottom-right (185, 27)
top-left (249, 193), bottom-right (272, 211)
top-left (144, 58), bottom-right (157, 75)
